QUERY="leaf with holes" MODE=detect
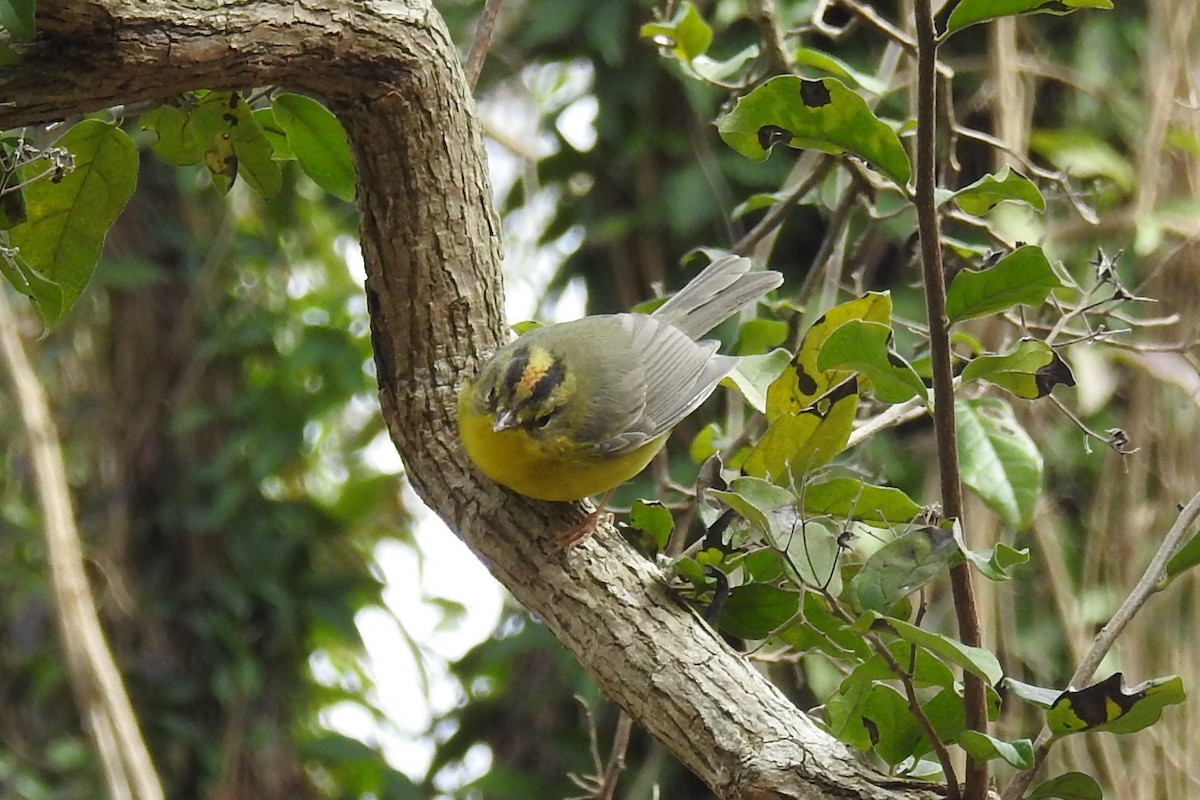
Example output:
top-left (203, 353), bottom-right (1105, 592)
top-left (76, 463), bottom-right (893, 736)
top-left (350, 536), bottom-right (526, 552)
top-left (745, 378), bottom-right (858, 483)
top-left (961, 338), bottom-right (1075, 399)
top-left (768, 292), bottom-right (891, 416)
top-left (191, 91), bottom-right (282, 200)
top-left (1047, 673), bottom-right (1186, 738)
top-left (816, 319), bottom-right (928, 404)
top-left (718, 75), bottom-right (911, 187)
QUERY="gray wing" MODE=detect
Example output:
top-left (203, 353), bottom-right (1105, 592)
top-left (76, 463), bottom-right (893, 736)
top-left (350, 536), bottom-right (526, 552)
top-left (588, 313), bottom-right (737, 456)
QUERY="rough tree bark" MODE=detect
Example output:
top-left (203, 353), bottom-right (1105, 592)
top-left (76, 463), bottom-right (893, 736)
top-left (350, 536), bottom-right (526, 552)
top-left (1, 1), bottom-right (943, 797)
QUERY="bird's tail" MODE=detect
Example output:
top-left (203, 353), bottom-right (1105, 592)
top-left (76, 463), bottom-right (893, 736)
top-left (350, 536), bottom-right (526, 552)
top-left (652, 254), bottom-right (783, 339)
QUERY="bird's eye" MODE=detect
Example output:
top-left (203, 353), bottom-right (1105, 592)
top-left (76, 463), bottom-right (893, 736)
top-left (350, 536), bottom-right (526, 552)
top-left (530, 412), bottom-right (553, 429)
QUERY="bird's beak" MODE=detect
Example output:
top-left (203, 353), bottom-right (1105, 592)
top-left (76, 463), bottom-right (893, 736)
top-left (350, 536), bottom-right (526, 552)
top-left (492, 409), bottom-right (517, 433)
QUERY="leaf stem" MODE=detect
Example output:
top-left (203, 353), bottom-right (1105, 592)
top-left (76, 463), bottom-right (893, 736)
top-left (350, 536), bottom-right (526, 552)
top-left (912, 2), bottom-right (989, 799)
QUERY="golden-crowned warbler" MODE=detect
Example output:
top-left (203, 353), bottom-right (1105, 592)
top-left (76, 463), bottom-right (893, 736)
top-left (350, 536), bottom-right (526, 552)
top-left (457, 254), bottom-right (782, 507)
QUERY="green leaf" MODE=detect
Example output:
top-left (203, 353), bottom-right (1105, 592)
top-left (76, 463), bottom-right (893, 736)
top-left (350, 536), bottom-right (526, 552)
top-left (769, 292), bottom-right (891, 415)
top-left (691, 44), bottom-right (759, 83)
top-left (0, 42), bottom-right (19, 66)
top-left (718, 75), bottom-right (912, 187)
top-left (8, 120), bottom-right (138, 326)
top-left (710, 476), bottom-right (794, 538)
top-left (778, 590), bottom-right (873, 661)
top-left (865, 612), bottom-right (1004, 686)
top-left (629, 500), bottom-right (674, 552)
top-left (191, 91), bottom-right (283, 199)
top-left (1163, 530), bottom-right (1200, 586)
top-left (0, 171), bottom-right (27, 228)
top-left (861, 683), bottom-right (924, 766)
top-left (1026, 772), bottom-right (1104, 800)
top-left (849, 525), bottom-right (958, 612)
top-left (961, 338), bottom-right (1075, 399)
top-left (140, 104), bottom-right (204, 166)
top-left (0, 0), bottom-right (36, 40)
top-left (639, 1), bottom-right (712, 62)
top-left (823, 678), bottom-right (874, 750)
top-left (745, 377), bottom-right (858, 483)
top-left (718, 583), bottom-right (800, 640)
top-left (802, 478), bottom-right (923, 527)
top-left (1030, 128), bottom-right (1134, 192)
top-left (794, 47), bottom-right (888, 95)
top-left (781, 518), bottom-right (842, 592)
top-left (843, 640), bottom-right (958, 691)
top-left (946, 245), bottom-right (1062, 323)
top-left (271, 93), bottom-right (357, 202)
top-left (950, 166), bottom-right (1046, 215)
top-left (736, 317), bottom-right (789, 356)
top-left (957, 398), bottom-right (1043, 529)
top-left (252, 107), bottom-right (295, 160)
top-left (725, 348), bottom-right (792, 414)
top-left (1002, 677), bottom-right (1062, 709)
top-left (816, 319), bottom-right (928, 404)
top-left (0, 249), bottom-right (61, 314)
top-left (944, 0), bottom-right (1113, 36)
top-left (958, 731), bottom-right (1033, 768)
top-left (1047, 673), bottom-right (1186, 738)
top-left (961, 541), bottom-right (1031, 581)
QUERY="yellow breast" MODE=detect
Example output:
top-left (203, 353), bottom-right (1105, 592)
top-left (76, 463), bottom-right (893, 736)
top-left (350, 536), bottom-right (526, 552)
top-left (457, 403), bottom-right (667, 501)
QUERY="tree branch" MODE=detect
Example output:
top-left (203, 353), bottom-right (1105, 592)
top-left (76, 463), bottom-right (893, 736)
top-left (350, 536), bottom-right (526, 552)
top-left (911, 1), bottom-right (988, 799)
top-left (1, 2), bottom-right (946, 797)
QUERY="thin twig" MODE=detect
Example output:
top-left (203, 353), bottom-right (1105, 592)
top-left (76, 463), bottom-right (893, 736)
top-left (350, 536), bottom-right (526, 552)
top-left (912, 2), bottom-right (988, 799)
top-left (1001, 488), bottom-right (1200, 800)
top-left (733, 156), bottom-right (835, 255)
top-left (596, 711), bottom-right (634, 800)
top-left (822, 590), bottom-right (960, 794)
top-left (747, 0), bottom-right (792, 75)
top-left (464, 0), bottom-right (504, 89)
top-left (0, 290), bottom-right (165, 800)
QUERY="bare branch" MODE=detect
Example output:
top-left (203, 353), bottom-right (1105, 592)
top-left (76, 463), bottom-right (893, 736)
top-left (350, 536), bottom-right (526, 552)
top-left (0, 291), bottom-right (164, 800)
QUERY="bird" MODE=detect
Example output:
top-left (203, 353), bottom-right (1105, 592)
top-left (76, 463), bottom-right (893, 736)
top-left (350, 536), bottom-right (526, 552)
top-left (457, 254), bottom-right (782, 545)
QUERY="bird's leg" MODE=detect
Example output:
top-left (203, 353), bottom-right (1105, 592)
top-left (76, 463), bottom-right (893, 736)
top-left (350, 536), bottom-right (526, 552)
top-left (556, 489), bottom-right (616, 550)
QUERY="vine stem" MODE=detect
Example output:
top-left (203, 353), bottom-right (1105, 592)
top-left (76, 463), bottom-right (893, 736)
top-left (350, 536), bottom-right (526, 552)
top-left (912, 2), bottom-right (989, 799)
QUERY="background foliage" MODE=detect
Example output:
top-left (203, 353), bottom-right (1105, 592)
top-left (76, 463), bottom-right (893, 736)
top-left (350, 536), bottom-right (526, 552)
top-left (2, 0), bottom-right (1199, 798)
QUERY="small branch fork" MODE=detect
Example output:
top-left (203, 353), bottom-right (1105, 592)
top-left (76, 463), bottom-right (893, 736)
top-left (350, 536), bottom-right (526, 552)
top-left (911, 2), bottom-right (989, 799)
top-left (570, 698), bottom-right (635, 800)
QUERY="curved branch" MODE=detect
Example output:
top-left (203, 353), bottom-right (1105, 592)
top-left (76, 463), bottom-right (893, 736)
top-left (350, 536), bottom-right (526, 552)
top-left (2, 2), bottom-right (942, 797)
